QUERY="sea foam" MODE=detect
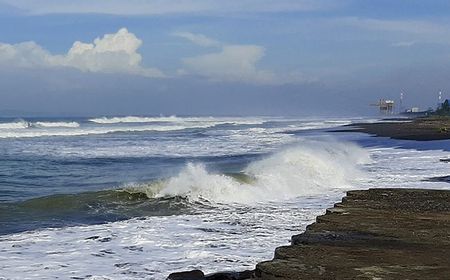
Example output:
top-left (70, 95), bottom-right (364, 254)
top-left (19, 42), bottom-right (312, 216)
top-left (152, 139), bottom-right (371, 203)
top-left (0, 120), bottom-right (30, 129)
top-left (89, 115), bottom-right (265, 126)
top-left (33, 121), bottom-right (80, 128)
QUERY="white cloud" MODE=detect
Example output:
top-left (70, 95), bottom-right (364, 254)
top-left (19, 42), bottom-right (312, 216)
top-left (172, 32), bottom-right (221, 47)
top-left (183, 45), bottom-right (274, 84)
top-left (336, 17), bottom-right (446, 35)
top-left (391, 41), bottom-right (416, 47)
top-left (0, 28), bottom-right (164, 77)
top-left (178, 35), bottom-right (312, 85)
top-left (0, 0), bottom-right (336, 15)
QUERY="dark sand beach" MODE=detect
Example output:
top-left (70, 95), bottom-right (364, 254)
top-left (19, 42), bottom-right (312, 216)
top-left (334, 116), bottom-right (450, 141)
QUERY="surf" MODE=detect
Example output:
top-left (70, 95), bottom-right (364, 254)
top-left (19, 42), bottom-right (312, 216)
top-left (143, 139), bottom-right (370, 203)
top-left (0, 139), bottom-right (370, 234)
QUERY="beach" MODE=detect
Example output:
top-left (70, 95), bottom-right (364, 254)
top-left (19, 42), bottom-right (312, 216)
top-left (336, 116), bottom-right (450, 141)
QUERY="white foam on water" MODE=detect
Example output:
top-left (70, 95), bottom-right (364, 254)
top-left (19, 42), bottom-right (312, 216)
top-left (154, 140), bottom-right (370, 203)
top-left (361, 146), bottom-right (450, 189)
top-left (33, 121), bottom-right (80, 128)
top-left (89, 115), bottom-right (189, 123)
top-left (0, 123), bottom-right (215, 139)
top-left (0, 120), bottom-right (30, 129)
top-left (89, 116), bottom-right (265, 126)
top-left (0, 196), bottom-right (334, 280)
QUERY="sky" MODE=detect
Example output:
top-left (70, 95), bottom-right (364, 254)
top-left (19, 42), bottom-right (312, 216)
top-left (0, 0), bottom-right (449, 116)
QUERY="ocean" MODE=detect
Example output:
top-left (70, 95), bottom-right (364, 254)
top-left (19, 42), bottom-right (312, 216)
top-left (0, 116), bottom-right (449, 279)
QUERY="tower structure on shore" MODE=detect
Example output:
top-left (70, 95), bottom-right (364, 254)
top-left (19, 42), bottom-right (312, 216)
top-left (370, 99), bottom-right (395, 114)
top-left (439, 90), bottom-right (443, 107)
top-left (399, 92), bottom-right (404, 113)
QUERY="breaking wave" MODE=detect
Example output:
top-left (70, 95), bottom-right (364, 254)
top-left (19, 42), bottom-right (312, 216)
top-left (89, 116), bottom-right (265, 126)
top-left (147, 139), bottom-right (370, 203)
top-left (1, 139), bottom-right (370, 234)
top-left (0, 120), bottom-right (30, 129)
top-left (89, 115), bottom-right (211, 124)
top-left (0, 120), bottom-right (80, 130)
top-left (33, 121), bottom-right (80, 128)
top-left (0, 123), bottom-right (218, 138)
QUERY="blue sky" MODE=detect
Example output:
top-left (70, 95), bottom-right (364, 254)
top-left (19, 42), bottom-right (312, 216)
top-left (0, 0), bottom-right (449, 116)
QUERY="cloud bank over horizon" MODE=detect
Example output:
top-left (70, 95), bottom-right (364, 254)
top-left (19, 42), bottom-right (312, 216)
top-left (0, 28), bottom-right (164, 77)
top-left (0, 28), bottom-right (309, 85)
top-left (0, 0), bottom-right (449, 116)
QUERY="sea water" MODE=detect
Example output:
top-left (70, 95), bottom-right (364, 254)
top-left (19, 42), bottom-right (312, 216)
top-left (0, 116), bottom-right (449, 279)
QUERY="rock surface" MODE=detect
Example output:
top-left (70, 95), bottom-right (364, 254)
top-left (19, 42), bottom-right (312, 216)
top-left (255, 188), bottom-right (450, 279)
top-left (168, 188), bottom-right (450, 279)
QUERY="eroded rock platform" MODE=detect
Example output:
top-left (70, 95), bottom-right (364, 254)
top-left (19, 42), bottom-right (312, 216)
top-left (256, 188), bottom-right (450, 279)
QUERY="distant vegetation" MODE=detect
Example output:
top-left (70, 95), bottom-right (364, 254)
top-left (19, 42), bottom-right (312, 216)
top-left (434, 99), bottom-right (450, 116)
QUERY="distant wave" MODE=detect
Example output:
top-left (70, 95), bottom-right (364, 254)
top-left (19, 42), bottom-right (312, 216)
top-left (0, 123), bottom-right (215, 138)
top-left (89, 116), bottom-right (205, 124)
top-left (89, 115), bottom-right (265, 126)
top-left (0, 120), bottom-right (80, 130)
top-left (0, 120), bottom-right (30, 129)
top-left (33, 121), bottom-right (80, 128)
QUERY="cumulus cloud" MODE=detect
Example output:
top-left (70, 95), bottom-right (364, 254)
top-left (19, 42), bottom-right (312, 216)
top-left (336, 17), bottom-right (446, 35)
top-left (182, 45), bottom-right (274, 84)
top-left (177, 34), bottom-right (311, 85)
top-left (0, 28), bottom-right (164, 77)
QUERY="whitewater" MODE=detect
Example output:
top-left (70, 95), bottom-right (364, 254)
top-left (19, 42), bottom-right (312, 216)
top-left (0, 116), bottom-right (449, 280)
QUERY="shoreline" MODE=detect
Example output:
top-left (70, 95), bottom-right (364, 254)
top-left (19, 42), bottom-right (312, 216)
top-left (333, 116), bottom-right (450, 141)
top-left (169, 188), bottom-right (450, 279)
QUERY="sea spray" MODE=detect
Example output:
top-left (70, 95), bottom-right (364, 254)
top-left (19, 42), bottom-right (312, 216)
top-left (154, 139), bottom-right (371, 203)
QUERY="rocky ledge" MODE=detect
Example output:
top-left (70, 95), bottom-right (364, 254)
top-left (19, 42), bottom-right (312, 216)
top-left (168, 188), bottom-right (450, 279)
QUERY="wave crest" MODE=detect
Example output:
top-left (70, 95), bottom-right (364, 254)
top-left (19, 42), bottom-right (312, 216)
top-left (145, 139), bottom-right (370, 203)
top-left (0, 120), bottom-right (30, 129)
top-left (0, 120), bottom-right (80, 130)
top-left (33, 121), bottom-right (80, 128)
top-left (89, 116), bottom-right (181, 124)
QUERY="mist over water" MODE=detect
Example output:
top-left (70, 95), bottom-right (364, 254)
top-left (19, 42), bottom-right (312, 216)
top-left (0, 115), bottom-right (449, 279)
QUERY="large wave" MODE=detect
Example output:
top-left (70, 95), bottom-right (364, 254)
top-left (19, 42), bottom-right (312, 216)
top-left (136, 139), bottom-right (371, 203)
